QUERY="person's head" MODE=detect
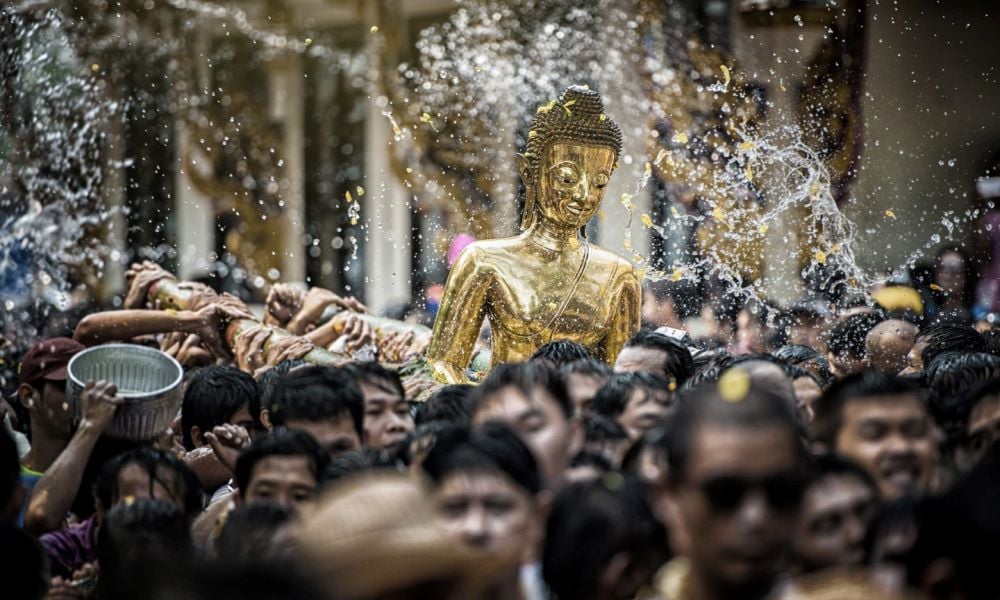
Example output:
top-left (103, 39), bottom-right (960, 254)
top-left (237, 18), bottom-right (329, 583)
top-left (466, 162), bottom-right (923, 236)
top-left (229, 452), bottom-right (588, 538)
top-left (266, 365), bottom-right (363, 457)
top-left (181, 365), bottom-right (259, 450)
top-left (97, 499), bottom-right (193, 600)
top-left (422, 423), bottom-right (542, 563)
top-left (771, 344), bottom-right (833, 387)
top-left (934, 246), bottom-right (971, 300)
top-left (215, 501), bottom-right (297, 564)
top-left (516, 85), bottom-right (622, 232)
top-left (234, 429), bottom-right (329, 510)
top-left (724, 356), bottom-right (797, 408)
top-left (257, 358), bottom-right (309, 427)
top-left (614, 331), bottom-right (694, 388)
top-left (643, 279), bottom-right (698, 329)
top-left (865, 319), bottom-right (919, 374)
top-left (958, 377), bottom-right (1000, 468)
top-left (581, 413), bottom-right (631, 467)
top-left (321, 447), bottom-right (394, 485)
top-left (812, 371), bottom-right (937, 500)
top-left (787, 300), bottom-right (832, 351)
top-left (925, 352), bottom-right (1000, 433)
top-left (94, 447), bottom-right (203, 521)
top-left (560, 357), bottom-right (613, 414)
top-left (347, 362), bottom-right (413, 454)
top-left (469, 361), bottom-right (579, 486)
top-left (825, 312), bottom-right (883, 377)
top-left (530, 339), bottom-right (592, 367)
top-left (904, 322), bottom-right (986, 374)
top-left (793, 455), bottom-right (879, 573)
top-left (543, 475), bottom-right (669, 600)
top-left (414, 384), bottom-right (473, 427)
top-left (0, 428), bottom-right (23, 525)
top-left (659, 381), bottom-right (807, 598)
top-left (16, 337), bottom-right (85, 440)
top-left (592, 372), bottom-right (672, 438)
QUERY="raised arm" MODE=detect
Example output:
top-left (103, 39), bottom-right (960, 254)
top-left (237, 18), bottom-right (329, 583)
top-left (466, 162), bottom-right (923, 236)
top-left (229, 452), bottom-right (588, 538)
top-left (427, 246), bottom-right (491, 384)
top-left (600, 265), bottom-right (642, 363)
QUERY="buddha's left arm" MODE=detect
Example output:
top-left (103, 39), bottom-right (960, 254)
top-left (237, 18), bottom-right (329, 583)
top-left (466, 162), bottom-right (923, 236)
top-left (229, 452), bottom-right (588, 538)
top-left (601, 268), bottom-right (642, 363)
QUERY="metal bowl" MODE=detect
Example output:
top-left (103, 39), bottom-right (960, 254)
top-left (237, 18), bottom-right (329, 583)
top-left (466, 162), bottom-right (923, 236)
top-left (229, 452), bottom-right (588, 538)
top-left (66, 344), bottom-right (183, 441)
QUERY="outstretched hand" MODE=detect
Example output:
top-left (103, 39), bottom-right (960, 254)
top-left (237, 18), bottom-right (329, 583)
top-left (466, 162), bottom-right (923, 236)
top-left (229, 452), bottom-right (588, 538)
top-left (205, 424), bottom-right (251, 474)
top-left (79, 381), bottom-right (123, 432)
top-left (123, 261), bottom-right (174, 309)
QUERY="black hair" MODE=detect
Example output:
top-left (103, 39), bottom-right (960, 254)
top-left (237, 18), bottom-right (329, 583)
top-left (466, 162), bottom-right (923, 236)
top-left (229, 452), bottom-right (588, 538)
top-left (811, 370), bottom-right (928, 447)
top-left (97, 499), bottom-right (193, 600)
top-left (0, 526), bottom-right (48, 600)
top-left (826, 312), bottom-right (884, 361)
top-left (926, 352), bottom-right (1000, 425)
top-left (917, 323), bottom-right (986, 366)
top-left (771, 345), bottom-right (834, 386)
top-left (560, 357), bottom-right (613, 379)
top-left (414, 384), bottom-right (473, 426)
top-left (644, 278), bottom-right (700, 318)
top-left (144, 561), bottom-right (325, 600)
top-left (0, 427), bottom-right (18, 521)
top-left (665, 383), bottom-right (804, 485)
top-left (622, 331), bottom-right (694, 386)
top-left (216, 502), bottom-right (295, 563)
top-left (543, 475), bottom-right (669, 600)
top-left (472, 361), bottom-right (573, 419)
top-left (94, 447), bottom-right (203, 518)
top-left (234, 429), bottom-right (329, 494)
top-left (421, 422), bottom-right (541, 496)
top-left (268, 365), bottom-right (364, 437)
top-left (257, 358), bottom-right (309, 418)
top-left (805, 453), bottom-right (879, 498)
top-left (530, 340), bottom-right (592, 368)
top-left (680, 352), bottom-right (736, 391)
top-left (321, 448), bottom-right (395, 485)
top-left (346, 361), bottom-right (405, 400)
top-left (396, 421), bottom-right (453, 467)
top-left (182, 366), bottom-right (260, 450)
top-left (582, 413), bottom-right (629, 444)
top-left (592, 372), bottom-right (670, 418)
top-left (568, 451), bottom-right (614, 472)
top-left (981, 328), bottom-right (1000, 356)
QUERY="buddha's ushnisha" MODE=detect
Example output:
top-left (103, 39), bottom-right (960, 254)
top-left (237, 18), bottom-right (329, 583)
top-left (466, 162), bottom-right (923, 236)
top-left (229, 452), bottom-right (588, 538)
top-left (428, 86), bottom-right (642, 384)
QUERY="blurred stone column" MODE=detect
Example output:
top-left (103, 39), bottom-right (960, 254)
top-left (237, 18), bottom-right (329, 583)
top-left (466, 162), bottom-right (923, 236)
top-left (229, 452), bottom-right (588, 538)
top-left (267, 52), bottom-right (306, 284)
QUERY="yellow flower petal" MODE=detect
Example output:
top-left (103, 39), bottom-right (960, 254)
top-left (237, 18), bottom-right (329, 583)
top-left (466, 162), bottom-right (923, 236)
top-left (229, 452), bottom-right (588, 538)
top-left (885, 209), bottom-right (896, 219)
top-left (356, 186), bottom-right (365, 197)
top-left (721, 64), bottom-right (732, 86)
top-left (670, 269), bottom-right (683, 282)
top-left (758, 223), bottom-right (769, 234)
top-left (672, 132), bottom-right (689, 144)
top-left (930, 283), bottom-right (943, 291)
top-left (745, 163), bottom-right (754, 181)
top-left (641, 213), bottom-right (654, 228)
top-left (712, 207), bottom-right (725, 222)
top-left (814, 250), bottom-right (827, 264)
top-left (738, 141), bottom-right (756, 152)
top-left (345, 190), bottom-right (353, 203)
top-left (718, 369), bottom-right (750, 403)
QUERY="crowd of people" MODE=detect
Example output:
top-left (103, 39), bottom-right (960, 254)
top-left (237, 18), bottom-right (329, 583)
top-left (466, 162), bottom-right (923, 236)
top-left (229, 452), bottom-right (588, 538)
top-left (1, 253), bottom-right (999, 600)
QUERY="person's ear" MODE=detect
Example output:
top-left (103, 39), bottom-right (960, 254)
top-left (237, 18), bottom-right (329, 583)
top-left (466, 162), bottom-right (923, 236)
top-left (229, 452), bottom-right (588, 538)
top-left (515, 153), bottom-right (533, 188)
top-left (190, 425), bottom-right (204, 448)
top-left (17, 384), bottom-right (38, 411)
top-left (259, 409), bottom-right (273, 431)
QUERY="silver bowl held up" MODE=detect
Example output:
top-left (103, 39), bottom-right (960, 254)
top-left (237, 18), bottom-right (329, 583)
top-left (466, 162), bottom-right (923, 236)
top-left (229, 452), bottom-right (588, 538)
top-left (66, 344), bottom-right (183, 441)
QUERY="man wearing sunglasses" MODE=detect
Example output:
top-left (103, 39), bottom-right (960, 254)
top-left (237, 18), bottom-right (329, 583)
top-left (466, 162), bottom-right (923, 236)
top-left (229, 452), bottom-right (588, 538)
top-left (652, 374), bottom-right (808, 600)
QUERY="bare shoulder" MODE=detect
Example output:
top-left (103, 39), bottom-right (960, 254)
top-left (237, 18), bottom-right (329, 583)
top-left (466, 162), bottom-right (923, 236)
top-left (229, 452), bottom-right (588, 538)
top-left (588, 245), bottom-right (641, 284)
top-left (450, 237), bottom-right (522, 274)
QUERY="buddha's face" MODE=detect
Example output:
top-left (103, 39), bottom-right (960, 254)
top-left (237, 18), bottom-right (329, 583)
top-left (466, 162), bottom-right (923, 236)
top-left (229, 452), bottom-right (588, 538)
top-left (534, 143), bottom-right (615, 229)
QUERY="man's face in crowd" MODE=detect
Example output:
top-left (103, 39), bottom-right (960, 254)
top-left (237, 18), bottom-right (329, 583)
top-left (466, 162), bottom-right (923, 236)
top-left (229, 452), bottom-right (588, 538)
top-left (618, 386), bottom-right (672, 439)
top-left (435, 470), bottom-right (537, 561)
top-left (114, 463), bottom-right (184, 510)
top-left (242, 455), bottom-right (318, 509)
top-left (793, 376), bottom-right (821, 425)
top-left (229, 403), bottom-right (257, 435)
top-left (360, 381), bottom-right (413, 454)
top-left (793, 474), bottom-right (877, 572)
top-left (789, 316), bottom-right (824, 351)
top-left (966, 394), bottom-right (1000, 464)
top-left (666, 424), bottom-right (803, 594)
top-left (473, 385), bottom-right (575, 486)
top-left (19, 381), bottom-right (73, 439)
top-left (833, 395), bottom-right (936, 500)
top-left (866, 321), bottom-right (917, 375)
top-left (614, 346), bottom-right (668, 381)
top-left (286, 416), bottom-right (360, 458)
top-left (565, 372), bottom-right (606, 414)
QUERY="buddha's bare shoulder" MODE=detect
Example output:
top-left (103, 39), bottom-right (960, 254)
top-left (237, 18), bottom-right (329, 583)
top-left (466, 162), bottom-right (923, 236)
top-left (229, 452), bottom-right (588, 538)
top-left (588, 244), bottom-right (640, 282)
top-left (451, 237), bottom-right (525, 270)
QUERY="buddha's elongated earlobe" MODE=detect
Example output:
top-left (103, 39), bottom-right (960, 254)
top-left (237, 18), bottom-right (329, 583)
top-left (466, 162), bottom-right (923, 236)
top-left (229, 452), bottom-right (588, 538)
top-left (516, 153), bottom-right (536, 231)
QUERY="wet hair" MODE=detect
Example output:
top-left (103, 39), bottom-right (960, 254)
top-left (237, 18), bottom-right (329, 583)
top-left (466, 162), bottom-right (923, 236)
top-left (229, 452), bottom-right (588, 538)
top-left (421, 422), bottom-right (541, 496)
top-left (582, 413), bottom-right (629, 445)
top-left (805, 454), bottom-right (879, 497)
top-left (530, 340), bottom-right (592, 367)
top-left (926, 352), bottom-right (1000, 404)
top-left (97, 499), bottom-right (193, 600)
top-left (981, 328), bottom-right (1000, 356)
top-left (917, 323), bottom-right (986, 366)
top-left (182, 366), bottom-right (260, 450)
top-left (622, 331), bottom-right (695, 386)
top-left (826, 312), bottom-right (884, 361)
top-left (257, 358), bottom-right (309, 417)
top-left (234, 429), bottom-right (329, 495)
top-left (144, 561), bottom-right (325, 600)
top-left (0, 526), bottom-right (48, 600)
top-left (414, 384), bottom-right (473, 426)
top-left (543, 475), bottom-right (669, 600)
top-left (94, 447), bottom-right (203, 518)
top-left (268, 365), bottom-right (364, 437)
top-left (811, 371), bottom-right (928, 447)
top-left (592, 372), bottom-right (670, 419)
top-left (771, 345), bottom-right (834, 385)
top-left (560, 357), bottom-right (614, 379)
top-left (216, 502), bottom-right (294, 563)
top-left (346, 361), bottom-right (405, 401)
top-left (664, 383), bottom-right (804, 485)
top-left (471, 361), bottom-right (573, 419)
top-left (681, 352), bottom-right (736, 391)
top-left (644, 278), bottom-right (700, 319)
top-left (321, 448), bottom-right (395, 485)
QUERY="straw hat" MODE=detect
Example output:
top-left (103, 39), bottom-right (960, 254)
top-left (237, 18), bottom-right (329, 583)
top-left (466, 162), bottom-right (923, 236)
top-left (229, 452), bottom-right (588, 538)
top-left (298, 473), bottom-right (504, 599)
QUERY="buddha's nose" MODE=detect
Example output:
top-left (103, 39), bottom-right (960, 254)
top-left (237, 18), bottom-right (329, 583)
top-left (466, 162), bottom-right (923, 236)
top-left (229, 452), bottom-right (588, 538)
top-left (573, 178), bottom-right (590, 201)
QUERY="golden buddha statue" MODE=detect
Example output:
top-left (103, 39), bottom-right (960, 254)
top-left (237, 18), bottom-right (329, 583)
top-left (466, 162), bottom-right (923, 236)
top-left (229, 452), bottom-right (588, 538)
top-left (427, 86), bottom-right (642, 384)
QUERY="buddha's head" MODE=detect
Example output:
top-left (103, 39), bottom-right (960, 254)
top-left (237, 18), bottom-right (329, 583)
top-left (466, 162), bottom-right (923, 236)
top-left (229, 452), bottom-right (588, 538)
top-left (516, 86), bottom-right (623, 231)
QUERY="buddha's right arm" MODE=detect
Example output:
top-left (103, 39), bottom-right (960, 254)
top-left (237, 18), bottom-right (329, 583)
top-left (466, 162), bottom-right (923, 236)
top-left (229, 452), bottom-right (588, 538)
top-left (427, 247), bottom-right (490, 384)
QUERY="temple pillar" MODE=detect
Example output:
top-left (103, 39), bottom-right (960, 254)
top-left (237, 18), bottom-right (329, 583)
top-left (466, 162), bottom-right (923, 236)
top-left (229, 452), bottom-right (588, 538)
top-left (267, 52), bottom-right (306, 284)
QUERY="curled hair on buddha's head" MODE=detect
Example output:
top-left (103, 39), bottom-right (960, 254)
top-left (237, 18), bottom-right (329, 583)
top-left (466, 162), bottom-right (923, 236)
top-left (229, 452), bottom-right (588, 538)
top-left (518, 85), bottom-right (624, 230)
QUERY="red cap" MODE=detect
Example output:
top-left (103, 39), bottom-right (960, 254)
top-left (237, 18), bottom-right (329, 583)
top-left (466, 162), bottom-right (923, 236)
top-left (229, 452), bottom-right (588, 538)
top-left (18, 337), bottom-right (86, 387)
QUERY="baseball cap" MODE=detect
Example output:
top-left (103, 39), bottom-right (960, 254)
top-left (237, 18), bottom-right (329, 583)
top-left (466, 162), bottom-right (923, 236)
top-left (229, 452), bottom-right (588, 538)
top-left (18, 337), bottom-right (86, 388)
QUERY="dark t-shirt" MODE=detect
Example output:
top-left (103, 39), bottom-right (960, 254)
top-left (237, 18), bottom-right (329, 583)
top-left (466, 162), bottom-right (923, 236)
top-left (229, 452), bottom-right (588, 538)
top-left (40, 514), bottom-right (98, 579)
